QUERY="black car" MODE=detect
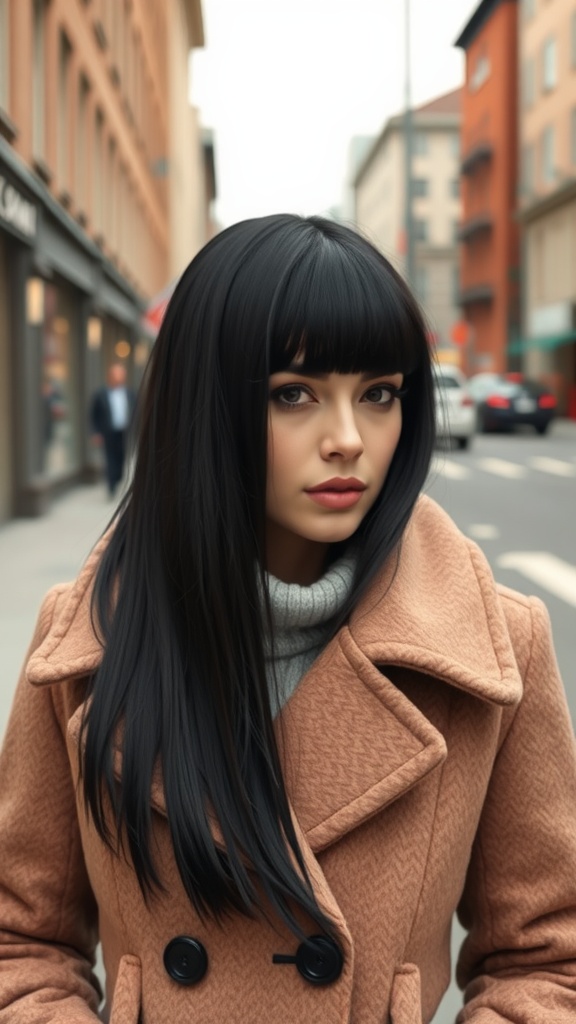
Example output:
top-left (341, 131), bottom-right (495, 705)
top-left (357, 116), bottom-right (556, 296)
top-left (467, 374), bottom-right (557, 435)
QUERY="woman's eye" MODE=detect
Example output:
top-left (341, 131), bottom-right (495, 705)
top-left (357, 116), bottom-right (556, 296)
top-left (272, 386), bottom-right (312, 407)
top-left (363, 385), bottom-right (398, 407)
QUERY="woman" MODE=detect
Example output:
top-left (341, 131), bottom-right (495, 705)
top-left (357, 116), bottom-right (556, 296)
top-left (1, 214), bottom-right (575, 1024)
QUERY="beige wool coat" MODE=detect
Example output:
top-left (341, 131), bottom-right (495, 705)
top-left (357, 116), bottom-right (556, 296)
top-left (1, 495), bottom-right (576, 1023)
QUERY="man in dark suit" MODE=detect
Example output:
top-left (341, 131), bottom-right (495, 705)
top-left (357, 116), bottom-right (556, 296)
top-left (90, 363), bottom-right (135, 497)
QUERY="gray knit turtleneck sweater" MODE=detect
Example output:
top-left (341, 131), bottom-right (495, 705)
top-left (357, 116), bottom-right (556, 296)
top-left (263, 554), bottom-right (355, 716)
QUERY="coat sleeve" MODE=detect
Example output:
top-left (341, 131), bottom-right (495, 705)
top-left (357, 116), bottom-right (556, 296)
top-left (456, 594), bottom-right (576, 1022)
top-left (0, 588), bottom-right (102, 1021)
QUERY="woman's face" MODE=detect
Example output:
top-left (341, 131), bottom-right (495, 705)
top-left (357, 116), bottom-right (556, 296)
top-left (265, 368), bottom-right (404, 584)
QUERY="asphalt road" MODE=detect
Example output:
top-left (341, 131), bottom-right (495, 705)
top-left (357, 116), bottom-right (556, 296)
top-left (428, 419), bottom-right (576, 1024)
top-left (426, 422), bottom-right (575, 708)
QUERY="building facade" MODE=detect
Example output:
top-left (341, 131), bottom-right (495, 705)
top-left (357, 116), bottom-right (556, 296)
top-left (455, 0), bottom-right (520, 376)
top-left (517, 0), bottom-right (576, 416)
top-left (0, 0), bottom-right (208, 521)
top-left (353, 90), bottom-right (462, 354)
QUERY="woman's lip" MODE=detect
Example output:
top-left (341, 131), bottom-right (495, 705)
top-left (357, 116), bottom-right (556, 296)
top-left (306, 478), bottom-right (366, 492)
top-left (306, 490), bottom-right (365, 510)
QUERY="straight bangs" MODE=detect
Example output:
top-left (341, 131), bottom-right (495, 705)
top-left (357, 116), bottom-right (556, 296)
top-left (267, 228), bottom-right (427, 380)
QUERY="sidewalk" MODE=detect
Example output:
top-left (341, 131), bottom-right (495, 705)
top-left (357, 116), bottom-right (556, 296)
top-left (0, 481), bottom-right (115, 736)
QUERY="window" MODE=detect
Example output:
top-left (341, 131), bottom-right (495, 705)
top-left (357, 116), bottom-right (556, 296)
top-left (413, 178), bottom-right (428, 198)
top-left (542, 37), bottom-right (557, 92)
top-left (523, 143), bottom-right (535, 195)
top-left (0, 0), bottom-right (9, 111)
top-left (452, 219), bottom-right (460, 243)
top-left (57, 31), bottom-right (72, 191)
top-left (469, 51), bottom-right (491, 92)
top-left (449, 134), bottom-right (460, 158)
top-left (522, 0), bottom-right (535, 21)
top-left (571, 108), bottom-right (576, 167)
top-left (32, 0), bottom-right (46, 157)
top-left (413, 132), bottom-right (428, 156)
top-left (450, 179), bottom-right (459, 198)
top-left (414, 266), bottom-right (428, 303)
top-left (523, 57), bottom-right (535, 109)
top-left (413, 218), bottom-right (428, 243)
top-left (94, 109), bottom-right (104, 234)
top-left (541, 124), bottom-right (555, 184)
top-left (76, 76), bottom-right (90, 210)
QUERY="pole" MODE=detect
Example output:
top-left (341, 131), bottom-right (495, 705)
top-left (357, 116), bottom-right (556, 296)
top-left (403, 0), bottom-right (415, 288)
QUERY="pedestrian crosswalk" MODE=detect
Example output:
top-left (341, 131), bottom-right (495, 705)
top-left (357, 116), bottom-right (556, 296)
top-left (431, 454), bottom-right (576, 482)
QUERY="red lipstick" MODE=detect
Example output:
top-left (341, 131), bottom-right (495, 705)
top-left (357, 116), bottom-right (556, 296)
top-left (305, 478), bottom-right (367, 510)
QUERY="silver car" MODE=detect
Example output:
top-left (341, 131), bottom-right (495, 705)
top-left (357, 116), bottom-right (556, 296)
top-left (434, 366), bottom-right (477, 450)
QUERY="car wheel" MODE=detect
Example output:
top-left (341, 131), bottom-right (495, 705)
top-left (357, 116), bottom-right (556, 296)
top-left (456, 436), bottom-right (470, 451)
top-left (535, 422), bottom-right (549, 435)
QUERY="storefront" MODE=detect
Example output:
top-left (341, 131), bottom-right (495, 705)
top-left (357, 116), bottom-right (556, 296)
top-left (0, 138), bottom-right (146, 518)
top-left (0, 163), bottom-right (38, 522)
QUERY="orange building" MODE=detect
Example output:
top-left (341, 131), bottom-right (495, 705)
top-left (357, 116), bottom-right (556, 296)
top-left (0, 0), bottom-right (209, 519)
top-left (455, 0), bottom-right (520, 375)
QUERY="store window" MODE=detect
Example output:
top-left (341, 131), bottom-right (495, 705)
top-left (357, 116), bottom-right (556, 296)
top-left (413, 178), bottom-right (428, 198)
top-left (34, 279), bottom-right (81, 477)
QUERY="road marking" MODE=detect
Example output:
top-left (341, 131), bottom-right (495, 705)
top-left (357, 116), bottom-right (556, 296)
top-left (527, 456), bottom-right (576, 478)
top-left (431, 457), bottom-right (472, 481)
top-left (477, 457), bottom-right (528, 480)
top-left (468, 523), bottom-right (500, 540)
top-left (497, 552), bottom-right (576, 607)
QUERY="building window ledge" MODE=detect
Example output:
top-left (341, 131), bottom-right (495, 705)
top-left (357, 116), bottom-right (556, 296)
top-left (459, 284), bottom-right (494, 305)
top-left (458, 213), bottom-right (493, 241)
top-left (461, 141), bottom-right (493, 175)
top-left (0, 107), bottom-right (18, 143)
top-left (109, 64), bottom-right (121, 88)
top-left (58, 189), bottom-right (72, 210)
top-left (32, 157), bottom-right (53, 185)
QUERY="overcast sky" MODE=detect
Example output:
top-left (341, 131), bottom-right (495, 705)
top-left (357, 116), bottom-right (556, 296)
top-left (190, 0), bottom-right (478, 228)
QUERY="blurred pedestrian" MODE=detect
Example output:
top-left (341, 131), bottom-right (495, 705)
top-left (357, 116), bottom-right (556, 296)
top-left (1, 215), bottom-right (576, 1023)
top-left (90, 361), bottom-right (135, 497)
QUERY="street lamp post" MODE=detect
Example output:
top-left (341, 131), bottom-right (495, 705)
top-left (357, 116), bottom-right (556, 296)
top-left (403, 0), bottom-right (415, 288)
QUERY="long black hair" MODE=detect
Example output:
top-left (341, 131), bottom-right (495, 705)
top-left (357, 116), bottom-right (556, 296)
top-left (82, 214), bottom-right (435, 937)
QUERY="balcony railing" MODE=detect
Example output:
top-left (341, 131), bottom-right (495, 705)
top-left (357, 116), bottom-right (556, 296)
top-left (459, 284), bottom-right (494, 305)
top-left (457, 213), bottom-right (493, 242)
top-left (461, 141), bottom-right (493, 176)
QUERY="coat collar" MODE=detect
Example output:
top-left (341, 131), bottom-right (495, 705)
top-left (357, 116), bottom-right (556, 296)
top-left (28, 496), bottom-right (523, 853)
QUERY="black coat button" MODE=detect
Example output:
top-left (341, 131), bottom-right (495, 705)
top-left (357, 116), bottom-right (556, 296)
top-left (163, 936), bottom-right (208, 985)
top-left (296, 935), bottom-right (343, 986)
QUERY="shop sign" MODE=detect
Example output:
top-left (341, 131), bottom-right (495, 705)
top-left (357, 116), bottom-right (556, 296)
top-left (529, 301), bottom-right (575, 338)
top-left (0, 175), bottom-right (37, 241)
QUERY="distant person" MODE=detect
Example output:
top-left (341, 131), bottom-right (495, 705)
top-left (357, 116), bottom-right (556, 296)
top-left (1, 216), bottom-right (576, 1022)
top-left (90, 362), bottom-right (135, 497)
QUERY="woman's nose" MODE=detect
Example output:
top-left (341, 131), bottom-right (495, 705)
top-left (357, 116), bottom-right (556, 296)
top-left (319, 407), bottom-right (364, 461)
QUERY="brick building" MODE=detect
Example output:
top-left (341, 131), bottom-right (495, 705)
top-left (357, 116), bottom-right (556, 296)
top-left (455, 0), bottom-right (520, 375)
top-left (0, 0), bottom-right (211, 519)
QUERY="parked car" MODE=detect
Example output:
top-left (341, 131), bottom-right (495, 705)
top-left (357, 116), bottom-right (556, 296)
top-left (467, 373), bottom-right (557, 435)
top-left (434, 366), bottom-right (476, 450)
